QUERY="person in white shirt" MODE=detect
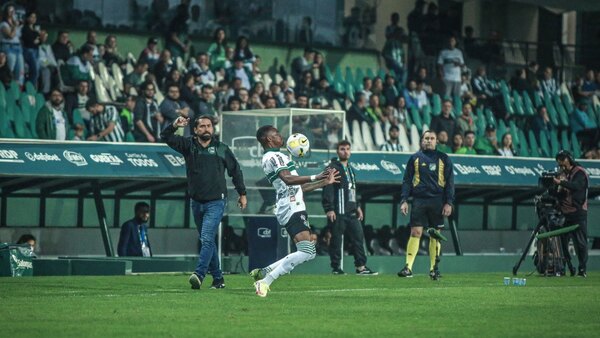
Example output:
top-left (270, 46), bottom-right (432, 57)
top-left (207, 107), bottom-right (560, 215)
top-left (250, 125), bottom-right (339, 297)
top-left (497, 132), bottom-right (515, 157)
top-left (437, 36), bottom-right (464, 98)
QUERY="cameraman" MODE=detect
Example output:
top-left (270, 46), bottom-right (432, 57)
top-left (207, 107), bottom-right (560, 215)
top-left (553, 151), bottom-right (589, 277)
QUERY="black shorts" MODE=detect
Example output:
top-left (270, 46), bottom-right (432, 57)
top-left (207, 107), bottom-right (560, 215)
top-left (284, 211), bottom-right (311, 238)
top-left (409, 198), bottom-right (445, 228)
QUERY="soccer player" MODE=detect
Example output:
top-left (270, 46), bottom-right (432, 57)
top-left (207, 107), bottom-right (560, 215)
top-left (251, 125), bottom-right (339, 297)
top-left (398, 130), bottom-right (454, 280)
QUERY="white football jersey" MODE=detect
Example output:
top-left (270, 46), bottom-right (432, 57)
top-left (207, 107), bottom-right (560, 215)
top-left (262, 150), bottom-right (306, 225)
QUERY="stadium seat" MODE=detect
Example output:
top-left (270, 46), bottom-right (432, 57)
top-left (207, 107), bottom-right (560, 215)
top-left (361, 121), bottom-right (376, 151)
top-left (345, 82), bottom-right (355, 102)
top-left (552, 95), bottom-right (569, 127)
top-left (378, 68), bottom-right (387, 80)
top-left (366, 67), bottom-right (375, 79)
top-left (334, 65), bottom-right (343, 84)
top-left (586, 106), bottom-right (598, 128)
top-left (511, 91), bottom-right (525, 116)
top-left (324, 64), bottom-right (334, 84)
top-left (97, 62), bottom-right (112, 88)
top-left (431, 94), bottom-right (442, 116)
top-left (571, 132), bottom-right (582, 158)
top-left (373, 121), bottom-right (386, 147)
top-left (549, 130), bottom-right (560, 156)
top-left (410, 107), bottom-right (423, 132)
top-left (409, 124), bottom-right (420, 152)
top-left (125, 62), bottom-right (134, 75)
top-left (538, 131), bottom-right (551, 157)
top-left (501, 91), bottom-right (514, 116)
top-left (343, 118), bottom-right (351, 141)
top-left (286, 75), bottom-right (296, 89)
top-left (345, 67), bottom-right (355, 88)
top-left (332, 99), bottom-right (342, 111)
top-left (175, 56), bottom-right (186, 73)
top-left (274, 73), bottom-right (283, 85)
top-left (422, 105), bottom-right (432, 126)
top-left (560, 130), bottom-right (571, 154)
top-left (351, 120), bottom-right (365, 150)
top-left (543, 96), bottom-right (560, 127)
top-left (453, 95), bottom-right (462, 114)
top-left (354, 68), bottom-right (365, 88)
top-left (528, 130), bottom-right (541, 157)
top-left (399, 124), bottom-right (410, 151)
top-left (517, 129), bottom-right (529, 157)
top-left (533, 91), bottom-right (543, 108)
top-left (562, 93), bottom-right (573, 114)
top-left (153, 81), bottom-right (165, 105)
top-left (262, 73), bottom-right (272, 89)
top-left (0, 83), bottom-right (6, 112)
top-left (383, 120), bottom-right (391, 141)
top-left (56, 61), bottom-right (75, 93)
top-left (509, 120), bottom-right (520, 150)
top-left (521, 91), bottom-right (535, 116)
top-left (94, 77), bottom-right (111, 103)
top-left (11, 104), bottom-right (29, 138)
top-left (126, 52), bottom-right (137, 65)
top-left (496, 120), bottom-right (507, 143)
top-left (111, 63), bottom-right (125, 92)
top-left (25, 82), bottom-right (36, 97)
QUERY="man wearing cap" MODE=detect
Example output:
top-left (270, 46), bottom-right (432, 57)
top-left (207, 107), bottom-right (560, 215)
top-left (226, 56), bottom-right (253, 90)
top-left (474, 124), bottom-right (498, 155)
top-left (139, 37), bottom-right (160, 68)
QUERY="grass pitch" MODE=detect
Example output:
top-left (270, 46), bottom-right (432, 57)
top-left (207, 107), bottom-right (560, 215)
top-left (1, 272), bottom-right (599, 337)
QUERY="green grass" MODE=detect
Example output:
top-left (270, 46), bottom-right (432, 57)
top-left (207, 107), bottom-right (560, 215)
top-left (1, 273), bottom-right (599, 337)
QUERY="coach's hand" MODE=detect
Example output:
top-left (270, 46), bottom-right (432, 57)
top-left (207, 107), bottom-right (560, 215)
top-left (442, 203), bottom-right (452, 217)
top-left (238, 195), bottom-right (247, 210)
top-left (173, 116), bottom-right (190, 128)
top-left (327, 211), bottom-right (336, 222)
top-left (400, 201), bottom-right (409, 216)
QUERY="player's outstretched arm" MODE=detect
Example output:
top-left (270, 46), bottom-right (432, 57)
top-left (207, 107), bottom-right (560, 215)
top-left (301, 168), bottom-right (340, 193)
top-left (277, 167), bottom-right (333, 186)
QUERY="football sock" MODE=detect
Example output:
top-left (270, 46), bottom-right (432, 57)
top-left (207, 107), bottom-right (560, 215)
top-left (263, 241), bottom-right (316, 286)
top-left (429, 238), bottom-right (439, 271)
top-left (406, 236), bottom-right (420, 270)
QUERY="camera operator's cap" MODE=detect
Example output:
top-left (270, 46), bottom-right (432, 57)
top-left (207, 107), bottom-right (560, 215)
top-left (148, 37), bottom-right (158, 45)
top-left (485, 123), bottom-right (496, 132)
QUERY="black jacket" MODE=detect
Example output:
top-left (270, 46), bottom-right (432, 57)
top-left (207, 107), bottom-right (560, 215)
top-left (400, 149), bottom-right (455, 205)
top-left (322, 159), bottom-right (358, 215)
top-left (161, 124), bottom-right (246, 202)
top-left (117, 219), bottom-right (151, 257)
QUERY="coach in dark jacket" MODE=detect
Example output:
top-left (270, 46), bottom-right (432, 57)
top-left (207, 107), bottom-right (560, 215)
top-left (322, 140), bottom-right (377, 275)
top-left (162, 115), bottom-right (247, 290)
top-left (117, 202), bottom-right (152, 257)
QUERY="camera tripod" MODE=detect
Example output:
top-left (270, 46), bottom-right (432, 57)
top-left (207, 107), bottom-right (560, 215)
top-left (512, 207), bottom-right (577, 276)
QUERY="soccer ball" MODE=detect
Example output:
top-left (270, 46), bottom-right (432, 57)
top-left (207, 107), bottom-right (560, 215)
top-left (286, 133), bottom-right (310, 157)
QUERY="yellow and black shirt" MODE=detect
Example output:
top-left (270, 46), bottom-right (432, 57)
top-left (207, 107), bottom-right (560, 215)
top-left (400, 149), bottom-right (454, 205)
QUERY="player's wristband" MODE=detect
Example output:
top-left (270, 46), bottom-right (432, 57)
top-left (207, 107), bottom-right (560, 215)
top-left (310, 175), bottom-right (317, 182)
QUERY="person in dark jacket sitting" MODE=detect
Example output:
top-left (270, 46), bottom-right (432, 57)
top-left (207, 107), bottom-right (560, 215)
top-left (117, 202), bottom-right (152, 257)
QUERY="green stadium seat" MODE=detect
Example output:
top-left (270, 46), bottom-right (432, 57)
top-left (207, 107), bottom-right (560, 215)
top-left (378, 68), bottom-right (387, 80)
top-left (432, 94), bottom-right (442, 116)
top-left (571, 132), bottom-right (582, 159)
top-left (0, 82), bottom-right (6, 110)
top-left (334, 65), bottom-right (343, 84)
top-left (366, 67), bottom-right (375, 79)
top-left (543, 96), bottom-right (560, 127)
top-left (8, 81), bottom-right (19, 104)
top-left (11, 104), bottom-right (29, 138)
top-left (345, 82), bottom-right (355, 102)
top-left (533, 91), bottom-right (543, 108)
top-left (538, 131), bottom-right (551, 157)
top-left (586, 106), bottom-right (598, 128)
top-left (334, 80), bottom-right (344, 95)
top-left (521, 91), bottom-right (535, 116)
top-left (560, 130), bottom-right (571, 154)
top-left (345, 67), bottom-right (355, 88)
top-left (354, 67), bottom-right (365, 86)
top-left (410, 107), bottom-right (423, 132)
top-left (518, 129), bottom-right (529, 157)
top-left (511, 91), bottom-right (525, 116)
top-left (404, 106), bottom-right (413, 126)
top-left (422, 105), bottom-right (432, 126)
top-left (484, 108), bottom-right (496, 127)
top-left (502, 92), bottom-right (514, 116)
top-left (324, 64), bottom-right (334, 83)
top-left (497, 120), bottom-right (507, 143)
top-left (499, 80), bottom-right (509, 95)
top-left (453, 95), bottom-right (462, 114)
top-left (25, 82), bottom-right (36, 96)
top-left (476, 110), bottom-right (486, 138)
top-left (552, 95), bottom-right (569, 127)
top-left (549, 129), bottom-right (560, 156)
top-left (528, 130), bottom-right (541, 157)
top-left (562, 94), bottom-right (573, 114)
top-left (125, 131), bottom-right (135, 142)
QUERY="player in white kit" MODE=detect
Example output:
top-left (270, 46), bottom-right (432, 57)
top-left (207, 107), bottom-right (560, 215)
top-left (251, 125), bottom-right (339, 297)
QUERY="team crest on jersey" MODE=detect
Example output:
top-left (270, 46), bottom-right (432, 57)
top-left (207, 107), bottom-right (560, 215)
top-left (429, 163), bottom-right (437, 171)
top-left (208, 147), bottom-right (216, 154)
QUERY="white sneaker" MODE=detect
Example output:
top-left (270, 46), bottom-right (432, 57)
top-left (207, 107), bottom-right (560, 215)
top-left (254, 280), bottom-right (270, 297)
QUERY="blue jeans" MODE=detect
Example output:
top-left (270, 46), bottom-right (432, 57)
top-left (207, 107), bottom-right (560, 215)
top-left (23, 47), bottom-right (39, 87)
top-left (191, 198), bottom-right (225, 280)
top-left (1, 44), bottom-right (24, 85)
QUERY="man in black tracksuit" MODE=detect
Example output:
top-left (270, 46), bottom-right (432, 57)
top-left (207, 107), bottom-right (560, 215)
top-left (162, 115), bottom-right (247, 290)
top-left (322, 140), bottom-right (377, 275)
top-left (554, 150), bottom-right (589, 277)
